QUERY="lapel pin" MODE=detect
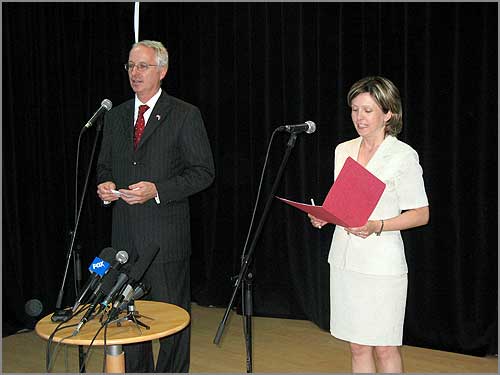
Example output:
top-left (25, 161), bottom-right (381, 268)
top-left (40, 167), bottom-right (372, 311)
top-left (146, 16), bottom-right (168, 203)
top-left (156, 114), bottom-right (161, 121)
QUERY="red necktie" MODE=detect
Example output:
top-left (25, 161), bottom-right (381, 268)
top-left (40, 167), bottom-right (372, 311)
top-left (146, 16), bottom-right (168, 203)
top-left (133, 104), bottom-right (149, 150)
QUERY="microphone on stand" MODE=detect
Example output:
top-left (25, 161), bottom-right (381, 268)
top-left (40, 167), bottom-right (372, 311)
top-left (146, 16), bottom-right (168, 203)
top-left (277, 121), bottom-right (316, 134)
top-left (72, 250), bottom-right (129, 335)
top-left (50, 97), bottom-right (113, 324)
top-left (100, 272), bottom-right (129, 308)
top-left (72, 247), bottom-right (116, 312)
top-left (120, 282), bottom-right (151, 308)
top-left (108, 282), bottom-right (151, 322)
top-left (87, 250), bottom-right (128, 299)
top-left (124, 282), bottom-right (150, 306)
top-left (84, 99), bottom-right (112, 129)
top-left (104, 243), bottom-right (160, 322)
top-left (73, 269), bottom-right (119, 335)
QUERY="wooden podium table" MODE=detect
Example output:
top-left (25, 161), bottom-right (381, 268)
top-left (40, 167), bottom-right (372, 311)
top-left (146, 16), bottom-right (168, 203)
top-left (35, 300), bottom-right (190, 373)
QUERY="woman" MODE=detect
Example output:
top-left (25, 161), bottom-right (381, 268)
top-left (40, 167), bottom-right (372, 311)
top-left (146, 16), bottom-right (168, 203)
top-left (309, 76), bottom-right (429, 373)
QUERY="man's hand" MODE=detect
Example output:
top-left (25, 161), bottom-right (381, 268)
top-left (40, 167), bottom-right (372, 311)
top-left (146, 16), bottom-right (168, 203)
top-left (97, 181), bottom-right (119, 202)
top-left (119, 181), bottom-right (158, 205)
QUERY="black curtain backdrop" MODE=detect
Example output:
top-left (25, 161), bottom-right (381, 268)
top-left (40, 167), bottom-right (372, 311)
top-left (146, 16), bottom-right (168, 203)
top-left (2, 2), bottom-right (497, 357)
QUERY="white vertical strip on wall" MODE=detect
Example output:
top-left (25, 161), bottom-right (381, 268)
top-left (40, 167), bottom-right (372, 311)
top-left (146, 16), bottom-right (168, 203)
top-left (134, 2), bottom-right (140, 43)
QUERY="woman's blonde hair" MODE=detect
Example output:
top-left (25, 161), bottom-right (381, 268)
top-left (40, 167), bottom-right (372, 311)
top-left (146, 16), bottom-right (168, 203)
top-left (347, 76), bottom-right (403, 136)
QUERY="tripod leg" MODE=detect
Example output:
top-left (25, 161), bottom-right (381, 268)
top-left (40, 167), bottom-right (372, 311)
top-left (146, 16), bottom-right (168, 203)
top-left (242, 272), bottom-right (253, 373)
top-left (129, 314), bottom-right (144, 334)
top-left (135, 313), bottom-right (154, 321)
top-left (131, 314), bottom-right (150, 329)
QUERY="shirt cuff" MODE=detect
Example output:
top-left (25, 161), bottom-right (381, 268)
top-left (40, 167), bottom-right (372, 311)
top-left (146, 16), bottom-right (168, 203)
top-left (154, 193), bottom-right (160, 204)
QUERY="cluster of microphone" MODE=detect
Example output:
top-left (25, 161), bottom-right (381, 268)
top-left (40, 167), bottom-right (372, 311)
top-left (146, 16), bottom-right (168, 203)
top-left (70, 243), bottom-right (159, 335)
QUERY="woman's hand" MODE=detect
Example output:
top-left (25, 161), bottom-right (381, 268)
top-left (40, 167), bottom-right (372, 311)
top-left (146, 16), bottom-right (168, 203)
top-left (308, 214), bottom-right (328, 229)
top-left (344, 220), bottom-right (381, 238)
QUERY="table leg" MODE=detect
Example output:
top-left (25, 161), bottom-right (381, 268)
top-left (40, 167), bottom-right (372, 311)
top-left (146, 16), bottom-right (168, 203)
top-left (105, 344), bottom-right (125, 373)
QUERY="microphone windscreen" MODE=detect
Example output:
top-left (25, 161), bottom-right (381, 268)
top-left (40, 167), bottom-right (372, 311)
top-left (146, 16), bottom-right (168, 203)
top-left (129, 243), bottom-right (160, 282)
top-left (99, 247), bottom-right (117, 263)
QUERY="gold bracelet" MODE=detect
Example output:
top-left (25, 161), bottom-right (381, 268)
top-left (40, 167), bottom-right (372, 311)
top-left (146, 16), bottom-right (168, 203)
top-left (376, 219), bottom-right (384, 236)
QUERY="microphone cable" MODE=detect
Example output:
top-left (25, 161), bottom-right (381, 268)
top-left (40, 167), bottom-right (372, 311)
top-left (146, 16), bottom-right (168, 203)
top-left (239, 128), bottom-right (280, 262)
top-left (72, 116), bottom-right (104, 294)
top-left (46, 328), bottom-right (78, 372)
top-left (78, 322), bottom-right (105, 373)
top-left (102, 318), bottom-right (112, 373)
top-left (45, 302), bottom-right (91, 372)
top-left (45, 304), bottom-right (88, 372)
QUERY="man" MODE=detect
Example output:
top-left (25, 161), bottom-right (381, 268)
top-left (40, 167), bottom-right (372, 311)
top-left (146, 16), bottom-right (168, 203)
top-left (96, 40), bottom-right (215, 372)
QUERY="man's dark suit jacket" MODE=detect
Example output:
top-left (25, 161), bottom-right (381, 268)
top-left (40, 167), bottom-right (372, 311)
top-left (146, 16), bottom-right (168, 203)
top-left (96, 90), bottom-right (215, 263)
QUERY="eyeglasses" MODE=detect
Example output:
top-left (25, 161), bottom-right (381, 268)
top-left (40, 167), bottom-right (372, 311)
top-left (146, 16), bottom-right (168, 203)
top-left (124, 62), bottom-right (158, 72)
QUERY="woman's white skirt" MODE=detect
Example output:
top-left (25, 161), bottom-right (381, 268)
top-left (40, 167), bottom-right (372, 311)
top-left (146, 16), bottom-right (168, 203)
top-left (330, 265), bottom-right (408, 346)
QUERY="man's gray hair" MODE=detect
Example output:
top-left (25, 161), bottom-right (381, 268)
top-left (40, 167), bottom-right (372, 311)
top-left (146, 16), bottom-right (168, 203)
top-left (132, 40), bottom-right (169, 69)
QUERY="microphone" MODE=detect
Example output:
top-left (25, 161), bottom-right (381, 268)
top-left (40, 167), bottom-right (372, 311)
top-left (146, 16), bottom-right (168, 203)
top-left (84, 99), bottom-right (112, 128)
top-left (104, 243), bottom-right (159, 321)
top-left (87, 250), bottom-right (128, 299)
top-left (72, 247), bottom-right (116, 312)
top-left (104, 243), bottom-right (159, 309)
top-left (129, 282), bottom-right (150, 302)
top-left (277, 121), bottom-right (316, 134)
top-left (100, 272), bottom-right (129, 308)
top-left (126, 243), bottom-right (160, 286)
top-left (73, 268), bottom-right (121, 335)
top-left (107, 250), bottom-right (129, 271)
top-left (113, 282), bottom-right (151, 316)
top-left (72, 250), bottom-right (128, 335)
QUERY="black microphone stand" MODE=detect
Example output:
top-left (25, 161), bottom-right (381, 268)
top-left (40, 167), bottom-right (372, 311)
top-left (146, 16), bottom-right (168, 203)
top-left (214, 132), bottom-right (298, 373)
top-left (51, 120), bottom-right (104, 372)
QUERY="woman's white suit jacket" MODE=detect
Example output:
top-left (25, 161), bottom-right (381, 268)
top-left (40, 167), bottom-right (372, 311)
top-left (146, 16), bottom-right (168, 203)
top-left (328, 135), bottom-right (429, 276)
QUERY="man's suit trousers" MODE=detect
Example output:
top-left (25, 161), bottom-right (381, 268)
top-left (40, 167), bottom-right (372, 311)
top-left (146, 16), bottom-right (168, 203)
top-left (123, 258), bottom-right (191, 373)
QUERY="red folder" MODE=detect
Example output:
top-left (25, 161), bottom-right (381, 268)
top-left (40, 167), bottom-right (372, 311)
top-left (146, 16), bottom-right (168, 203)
top-left (276, 157), bottom-right (386, 227)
